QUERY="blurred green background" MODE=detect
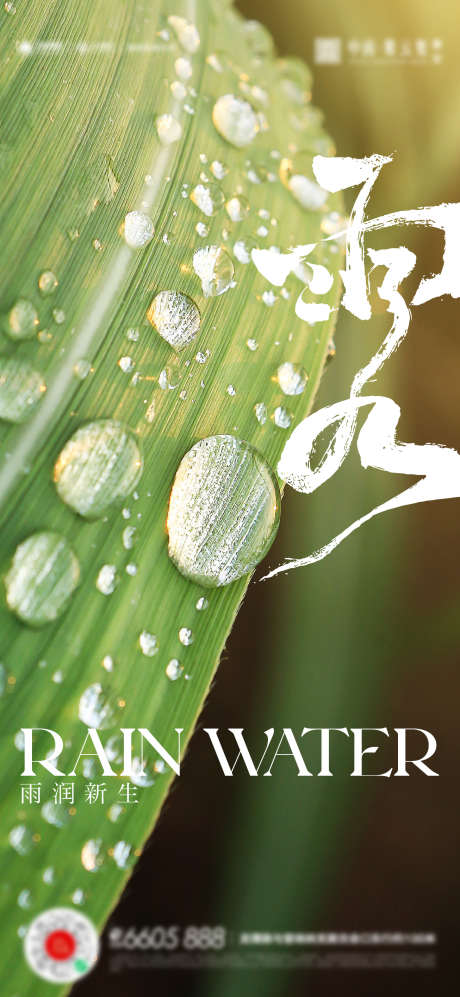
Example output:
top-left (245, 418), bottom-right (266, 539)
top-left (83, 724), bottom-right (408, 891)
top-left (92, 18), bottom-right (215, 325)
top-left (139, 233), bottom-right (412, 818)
top-left (82, 0), bottom-right (460, 994)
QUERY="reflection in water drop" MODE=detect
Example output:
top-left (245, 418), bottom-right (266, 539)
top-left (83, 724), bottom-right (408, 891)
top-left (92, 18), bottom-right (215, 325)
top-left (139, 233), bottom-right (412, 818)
top-left (5, 532), bottom-right (80, 627)
top-left (0, 356), bottom-right (46, 423)
top-left (168, 435), bottom-right (280, 586)
top-left (212, 94), bottom-right (259, 148)
top-left (54, 420), bottom-right (143, 519)
top-left (147, 291), bottom-right (201, 350)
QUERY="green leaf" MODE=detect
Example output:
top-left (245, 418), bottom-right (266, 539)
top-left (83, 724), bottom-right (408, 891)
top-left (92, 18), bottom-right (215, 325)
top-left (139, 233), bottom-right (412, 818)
top-left (0, 1), bottom-right (342, 991)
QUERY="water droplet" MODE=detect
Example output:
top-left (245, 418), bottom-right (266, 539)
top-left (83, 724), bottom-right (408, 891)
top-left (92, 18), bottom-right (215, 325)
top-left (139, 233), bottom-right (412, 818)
top-left (242, 19), bottom-right (274, 58)
top-left (0, 356), bottom-right (46, 423)
top-left (273, 405), bottom-right (292, 429)
top-left (175, 56), bottom-right (192, 79)
top-left (112, 840), bottom-right (134, 869)
top-left (280, 153), bottom-right (328, 211)
top-left (3, 299), bottom-right (39, 341)
top-left (118, 355), bottom-right (135, 374)
top-left (52, 307), bottom-right (66, 324)
top-left (225, 195), bottom-right (250, 222)
top-left (262, 289), bottom-right (276, 305)
top-left (139, 631), bottom-right (158, 657)
top-left (102, 654), bottom-right (114, 672)
top-left (123, 211), bottom-right (154, 248)
top-left (78, 683), bottom-right (116, 729)
top-left (193, 245), bottom-right (234, 297)
top-left (122, 526), bottom-right (136, 550)
top-left (254, 402), bottom-right (268, 425)
top-left (5, 532), bottom-right (80, 626)
top-left (54, 420), bottom-right (143, 519)
top-left (278, 56), bottom-right (312, 105)
top-left (81, 838), bottom-right (104, 872)
top-left (17, 889), bottom-right (32, 909)
top-left (246, 338), bottom-right (258, 351)
top-left (168, 15), bottom-right (200, 53)
top-left (41, 801), bottom-right (69, 828)
top-left (195, 221), bottom-right (208, 237)
top-left (130, 757), bottom-right (154, 787)
top-left (74, 358), bottom-right (91, 380)
top-left (108, 804), bottom-right (123, 823)
top-left (96, 564), bottom-right (118, 596)
top-left (171, 80), bottom-right (187, 100)
top-left (72, 889), bottom-right (86, 906)
top-left (156, 113), bottom-right (182, 145)
top-left (147, 291), bottom-right (201, 350)
top-left (4, 2), bottom-right (16, 14)
top-left (327, 338), bottom-right (336, 361)
top-left (196, 596), bottom-right (209, 610)
top-left (209, 163), bottom-right (227, 185)
top-left (227, 384), bottom-right (236, 396)
top-left (166, 658), bottom-right (183, 681)
top-left (179, 626), bottom-right (193, 645)
top-left (168, 435), bottom-right (280, 586)
top-left (43, 867), bottom-right (55, 884)
top-left (212, 94), bottom-right (259, 148)
top-left (38, 270), bottom-right (58, 296)
top-left (190, 182), bottom-right (224, 217)
top-left (277, 361), bottom-right (308, 395)
top-left (233, 238), bottom-right (257, 264)
top-left (9, 825), bottom-right (35, 856)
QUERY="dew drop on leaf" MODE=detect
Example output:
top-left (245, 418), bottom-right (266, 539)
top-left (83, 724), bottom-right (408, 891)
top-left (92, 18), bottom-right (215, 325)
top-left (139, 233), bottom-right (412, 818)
top-left (78, 683), bottom-right (117, 729)
top-left (139, 630), bottom-right (158, 657)
top-left (190, 182), bottom-right (224, 217)
top-left (167, 435), bottom-right (280, 586)
top-left (123, 211), bottom-right (154, 248)
top-left (225, 194), bottom-right (250, 222)
top-left (279, 152), bottom-right (329, 211)
top-left (166, 658), bottom-right (183, 681)
top-left (54, 420), bottom-right (143, 519)
top-left (41, 802), bottom-right (69, 828)
top-left (273, 405), bottom-right (292, 428)
top-left (3, 299), bottom-right (39, 341)
top-left (212, 94), bottom-right (259, 148)
top-left (38, 270), bottom-right (58, 296)
top-left (147, 290), bottom-right (201, 350)
top-left (277, 361), bottom-right (308, 395)
top-left (81, 838), bottom-right (104, 872)
top-left (156, 113), bottom-right (182, 145)
top-left (192, 245), bottom-right (234, 297)
top-left (167, 15), bottom-right (200, 53)
top-left (9, 825), bottom-right (36, 856)
top-left (5, 532), bottom-right (80, 626)
top-left (178, 626), bottom-right (193, 645)
top-left (0, 356), bottom-right (46, 423)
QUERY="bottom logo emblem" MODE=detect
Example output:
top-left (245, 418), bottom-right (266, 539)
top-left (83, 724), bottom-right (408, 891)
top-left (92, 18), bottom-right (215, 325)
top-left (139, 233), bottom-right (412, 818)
top-left (24, 907), bottom-right (99, 984)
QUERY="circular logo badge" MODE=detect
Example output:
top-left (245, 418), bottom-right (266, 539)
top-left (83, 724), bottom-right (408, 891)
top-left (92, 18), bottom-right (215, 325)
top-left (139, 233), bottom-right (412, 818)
top-left (24, 907), bottom-right (99, 984)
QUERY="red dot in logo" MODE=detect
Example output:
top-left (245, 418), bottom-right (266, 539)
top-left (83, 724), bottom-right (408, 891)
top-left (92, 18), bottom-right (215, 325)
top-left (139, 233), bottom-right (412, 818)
top-left (45, 930), bottom-right (76, 961)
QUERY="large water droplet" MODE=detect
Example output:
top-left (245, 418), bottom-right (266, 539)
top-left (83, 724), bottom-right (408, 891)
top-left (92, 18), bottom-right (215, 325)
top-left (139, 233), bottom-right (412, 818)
top-left (166, 659), bottom-right (183, 681)
top-left (0, 356), bottom-right (46, 423)
top-left (277, 361), bottom-right (308, 395)
top-left (123, 211), bottom-right (154, 248)
top-left (139, 630), bottom-right (158, 657)
top-left (190, 182), bottom-right (224, 217)
top-left (78, 683), bottom-right (117, 729)
top-left (167, 435), bottom-right (280, 586)
top-left (212, 94), bottom-right (259, 148)
top-left (81, 838), bottom-right (104, 872)
top-left (193, 245), bottom-right (234, 297)
top-left (3, 299), bottom-right (39, 340)
top-left (54, 420), bottom-right (143, 519)
top-left (112, 840), bottom-right (134, 869)
top-left (5, 532), bottom-right (80, 627)
top-left (147, 291), bottom-right (200, 350)
top-left (280, 153), bottom-right (328, 211)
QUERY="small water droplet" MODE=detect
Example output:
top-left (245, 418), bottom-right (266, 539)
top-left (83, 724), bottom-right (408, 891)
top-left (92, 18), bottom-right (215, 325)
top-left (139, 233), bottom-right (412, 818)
top-left (168, 15), bottom-right (200, 53)
top-left (5, 532), bottom-right (80, 626)
top-left (3, 299), bottom-right (39, 341)
top-left (139, 631), bottom-right (158, 657)
top-left (171, 80), bottom-right (187, 100)
top-left (195, 221), bottom-right (209, 237)
top-left (54, 420), bottom-right (143, 519)
top-left (96, 564), bottom-right (118, 596)
top-left (123, 211), bottom-right (154, 248)
top-left (41, 801), bottom-right (69, 828)
top-left (166, 658), bottom-right (183, 681)
top-left (233, 237), bottom-right (257, 264)
top-left (212, 94), bottom-right (259, 148)
top-left (9, 825), bottom-right (35, 856)
top-left (327, 338), bottom-right (336, 361)
top-left (175, 56), bottom-right (192, 79)
top-left (156, 113), bottom-right (182, 145)
top-left (254, 402), bottom-right (267, 425)
top-left (280, 152), bottom-right (328, 211)
top-left (43, 866), bottom-right (55, 884)
top-left (72, 888), bottom-right (86, 906)
top-left (122, 526), bottom-right (136, 550)
top-left (168, 435), bottom-right (280, 586)
top-left (193, 245), bottom-right (234, 297)
top-left (196, 596), bottom-right (209, 610)
top-left (278, 56), bottom-right (312, 105)
top-left (130, 757), bottom-right (154, 787)
top-left (108, 804), bottom-right (123, 823)
top-left (38, 270), bottom-right (58, 296)
top-left (74, 358), bottom-right (91, 380)
top-left (102, 654), bottom-right (114, 672)
top-left (18, 890), bottom-right (32, 909)
top-left (246, 338), bottom-right (258, 352)
top-left (81, 838), bottom-right (104, 872)
top-left (277, 361), bottom-right (308, 395)
top-left (226, 384), bottom-right (236, 396)
top-left (112, 840), bottom-right (134, 869)
top-left (0, 356), bottom-right (46, 423)
top-left (147, 291), bottom-right (201, 351)
top-left (52, 307), bottom-right (66, 325)
top-left (273, 405), bottom-right (292, 429)
top-left (190, 182), bottom-right (224, 217)
top-left (78, 683), bottom-right (117, 729)
top-left (225, 195), bottom-right (250, 222)
top-left (179, 626), bottom-right (193, 645)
